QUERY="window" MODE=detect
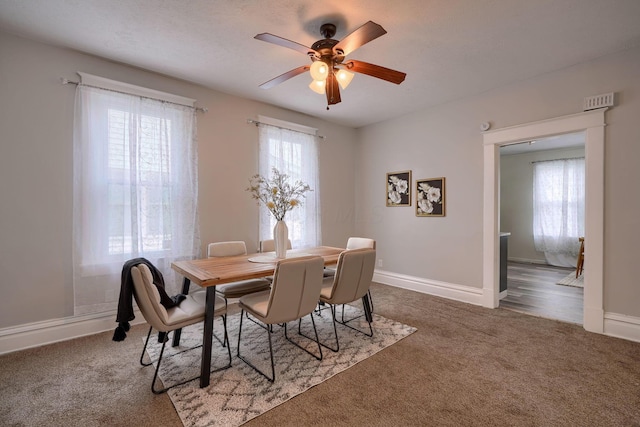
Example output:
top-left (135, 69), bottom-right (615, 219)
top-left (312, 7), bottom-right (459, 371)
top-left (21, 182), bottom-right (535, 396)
top-left (257, 118), bottom-right (320, 248)
top-left (73, 75), bottom-right (199, 316)
top-left (532, 158), bottom-right (585, 261)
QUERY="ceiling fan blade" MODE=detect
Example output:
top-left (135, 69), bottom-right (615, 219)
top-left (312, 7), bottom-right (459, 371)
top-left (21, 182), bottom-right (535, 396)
top-left (259, 65), bottom-right (310, 89)
top-left (254, 33), bottom-right (318, 56)
top-left (344, 60), bottom-right (406, 85)
top-left (333, 21), bottom-right (387, 56)
top-left (326, 73), bottom-right (341, 105)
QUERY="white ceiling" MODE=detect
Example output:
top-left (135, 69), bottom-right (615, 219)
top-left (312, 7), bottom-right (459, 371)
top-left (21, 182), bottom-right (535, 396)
top-left (1, 0), bottom-right (640, 128)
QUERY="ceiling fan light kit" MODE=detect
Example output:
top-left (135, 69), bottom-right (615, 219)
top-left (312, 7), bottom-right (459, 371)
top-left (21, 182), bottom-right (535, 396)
top-left (255, 21), bottom-right (406, 109)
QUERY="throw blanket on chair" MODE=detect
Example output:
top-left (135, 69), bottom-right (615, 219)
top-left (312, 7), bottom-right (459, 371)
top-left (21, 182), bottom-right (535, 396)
top-left (113, 257), bottom-right (186, 341)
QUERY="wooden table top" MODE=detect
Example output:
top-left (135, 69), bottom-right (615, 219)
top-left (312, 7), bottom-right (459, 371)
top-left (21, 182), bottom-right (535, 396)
top-left (171, 246), bottom-right (343, 287)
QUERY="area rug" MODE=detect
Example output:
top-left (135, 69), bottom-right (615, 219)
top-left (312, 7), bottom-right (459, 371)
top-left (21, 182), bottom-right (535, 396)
top-left (557, 272), bottom-right (584, 288)
top-left (144, 305), bottom-right (416, 427)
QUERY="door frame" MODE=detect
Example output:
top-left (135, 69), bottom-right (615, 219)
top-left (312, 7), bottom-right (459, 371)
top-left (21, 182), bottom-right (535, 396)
top-left (482, 108), bottom-right (607, 333)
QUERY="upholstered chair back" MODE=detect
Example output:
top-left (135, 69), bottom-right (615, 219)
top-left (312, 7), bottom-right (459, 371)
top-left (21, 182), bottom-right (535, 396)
top-left (259, 239), bottom-right (292, 253)
top-left (208, 241), bottom-right (247, 257)
top-left (346, 237), bottom-right (376, 250)
top-left (264, 256), bottom-right (324, 324)
top-left (325, 248), bottom-right (376, 305)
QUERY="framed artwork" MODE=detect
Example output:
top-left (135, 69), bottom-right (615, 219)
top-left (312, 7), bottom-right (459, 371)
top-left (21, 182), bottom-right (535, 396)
top-left (416, 177), bottom-right (445, 216)
top-left (386, 170), bottom-right (412, 207)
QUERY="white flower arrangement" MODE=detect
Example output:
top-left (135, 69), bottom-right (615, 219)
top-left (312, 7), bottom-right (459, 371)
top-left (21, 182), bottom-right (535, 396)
top-left (246, 167), bottom-right (312, 221)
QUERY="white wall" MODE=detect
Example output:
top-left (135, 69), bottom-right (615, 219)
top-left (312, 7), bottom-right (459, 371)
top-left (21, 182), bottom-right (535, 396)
top-left (500, 147), bottom-right (585, 264)
top-left (356, 46), bottom-right (640, 318)
top-left (0, 32), bottom-right (357, 330)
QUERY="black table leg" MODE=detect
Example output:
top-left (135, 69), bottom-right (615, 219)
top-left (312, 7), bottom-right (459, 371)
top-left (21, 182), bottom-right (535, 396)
top-left (172, 277), bottom-right (191, 347)
top-left (199, 286), bottom-right (216, 388)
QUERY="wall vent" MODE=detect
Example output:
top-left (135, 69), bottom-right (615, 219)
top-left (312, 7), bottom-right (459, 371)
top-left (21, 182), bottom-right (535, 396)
top-left (583, 92), bottom-right (615, 111)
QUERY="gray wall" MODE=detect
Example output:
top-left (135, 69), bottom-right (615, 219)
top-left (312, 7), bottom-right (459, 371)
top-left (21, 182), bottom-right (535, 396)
top-left (500, 147), bottom-right (586, 264)
top-left (2, 31), bottom-right (640, 332)
top-left (356, 45), bottom-right (640, 318)
top-left (0, 32), bottom-right (357, 329)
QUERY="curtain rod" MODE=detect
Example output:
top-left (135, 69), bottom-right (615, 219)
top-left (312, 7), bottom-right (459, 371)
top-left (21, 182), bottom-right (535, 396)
top-left (60, 78), bottom-right (208, 113)
top-left (247, 119), bottom-right (326, 140)
top-left (531, 156), bottom-right (585, 164)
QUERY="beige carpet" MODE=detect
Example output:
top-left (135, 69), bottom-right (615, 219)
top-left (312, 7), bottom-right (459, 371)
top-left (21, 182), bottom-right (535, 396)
top-left (2, 282), bottom-right (640, 426)
top-left (146, 305), bottom-right (416, 427)
top-left (557, 271), bottom-right (584, 287)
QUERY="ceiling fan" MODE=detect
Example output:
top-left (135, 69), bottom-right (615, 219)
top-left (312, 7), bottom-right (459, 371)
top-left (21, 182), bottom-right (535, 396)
top-left (255, 21), bottom-right (407, 109)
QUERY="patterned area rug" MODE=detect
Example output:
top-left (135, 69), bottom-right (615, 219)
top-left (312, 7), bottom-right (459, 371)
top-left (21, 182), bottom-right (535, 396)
top-left (557, 272), bottom-right (584, 288)
top-left (144, 305), bottom-right (416, 427)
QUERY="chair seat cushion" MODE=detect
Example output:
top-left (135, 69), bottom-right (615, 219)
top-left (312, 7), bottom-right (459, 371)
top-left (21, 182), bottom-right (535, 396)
top-left (164, 292), bottom-right (225, 329)
top-left (238, 289), bottom-right (271, 319)
top-left (216, 279), bottom-right (271, 299)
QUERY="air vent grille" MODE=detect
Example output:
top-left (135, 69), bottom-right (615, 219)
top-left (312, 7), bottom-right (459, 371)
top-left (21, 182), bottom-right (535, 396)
top-left (583, 93), bottom-right (615, 111)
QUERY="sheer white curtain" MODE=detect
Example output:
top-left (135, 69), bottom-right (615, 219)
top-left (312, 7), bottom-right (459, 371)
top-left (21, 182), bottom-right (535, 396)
top-left (533, 158), bottom-right (585, 267)
top-left (73, 84), bottom-right (199, 315)
top-left (258, 123), bottom-right (320, 248)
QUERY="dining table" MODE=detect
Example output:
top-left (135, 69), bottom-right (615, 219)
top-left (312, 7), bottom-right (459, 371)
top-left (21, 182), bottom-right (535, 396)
top-left (171, 245), bottom-right (347, 388)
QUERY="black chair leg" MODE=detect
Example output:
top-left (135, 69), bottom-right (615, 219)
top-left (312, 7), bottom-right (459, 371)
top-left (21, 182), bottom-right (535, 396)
top-left (141, 317), bottom-right (232, 394)
top-left (306, 305), bottom-right (340, 352)
top-left (236, 309), bottom-right (276, 382)
top-left (285, 314), bottom-right (323, 361)
top-left (335, 296), bottom-right (374, 338)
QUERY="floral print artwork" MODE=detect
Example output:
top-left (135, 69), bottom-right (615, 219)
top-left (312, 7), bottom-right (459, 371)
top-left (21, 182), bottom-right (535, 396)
top-left (386, 171), bottom-right (411, 206)
top-left (416, 178), bottom-right (445, 216)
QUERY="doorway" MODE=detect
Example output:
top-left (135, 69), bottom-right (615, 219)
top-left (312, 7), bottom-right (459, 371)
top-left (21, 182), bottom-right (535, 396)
top-left (481, 109), bottom-right (606, 334)
top-left (498, 134), bottom-right (585, 324)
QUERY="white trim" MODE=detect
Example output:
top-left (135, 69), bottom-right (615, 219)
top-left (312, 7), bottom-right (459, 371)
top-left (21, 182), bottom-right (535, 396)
top-left (482, 108), bottom-right (607, 333)
top-left (77, 72), bottom-right (196, 107)
top-left (604, 313), bottom-right (640, 343)
top-left (373, 270), bottom-right (484, 306)
top-left (3, 282), bottom-right (639, 355)
top-left (0, 310), bottom-right (146, 355)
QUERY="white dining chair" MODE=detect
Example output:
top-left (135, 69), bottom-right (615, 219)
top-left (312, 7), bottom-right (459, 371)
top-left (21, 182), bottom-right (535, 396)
top-left (259, 238), bottom-right (292, 253)
top-left (324, 237), bottom-right (377, 312)
top-left (131, 263), bottom-right (231, 393)
top-left (236, 255), bottom-right (325, 382)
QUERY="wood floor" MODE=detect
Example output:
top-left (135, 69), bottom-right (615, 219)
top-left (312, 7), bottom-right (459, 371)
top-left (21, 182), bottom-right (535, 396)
top-left (500, 261), bottom-right (584, 324)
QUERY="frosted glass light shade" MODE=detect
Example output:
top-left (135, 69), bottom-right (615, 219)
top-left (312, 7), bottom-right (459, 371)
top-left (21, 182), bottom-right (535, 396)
top-left (309, 79), bottom-right (325, 95)
top-left (336, 69), bottom-right (354, 89)
top-left (310, 60), bottom-right (329, 81)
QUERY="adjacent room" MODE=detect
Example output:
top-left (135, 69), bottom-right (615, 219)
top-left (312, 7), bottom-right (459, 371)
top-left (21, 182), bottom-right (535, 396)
top-left (1, 1), bottom-right (640, 426)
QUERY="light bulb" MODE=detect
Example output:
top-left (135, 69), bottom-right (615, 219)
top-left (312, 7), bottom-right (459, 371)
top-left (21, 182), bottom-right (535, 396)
top-left (336, 69), bottom-right (354, 90)
top-left (309, 79), bottom-right (325, 95)
top-left (310, 60), bottom-right (329, 81)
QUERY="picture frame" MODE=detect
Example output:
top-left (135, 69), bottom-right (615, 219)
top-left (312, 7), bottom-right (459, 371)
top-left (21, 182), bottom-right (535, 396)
top-left (416, 177), bottom-right (445, 216)
top-left (386, 170), bottom-right (412, 207)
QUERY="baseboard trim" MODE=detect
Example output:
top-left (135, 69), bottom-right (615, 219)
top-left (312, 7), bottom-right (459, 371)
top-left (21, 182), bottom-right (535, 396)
top-left (373, 269), bottom-right (483, 306)
top-left (0, 310), bottom-right (145, 355)
top-left (603, 312), bottom-right (640, 343)
top-left (2, 281), bottom-right (638, 354)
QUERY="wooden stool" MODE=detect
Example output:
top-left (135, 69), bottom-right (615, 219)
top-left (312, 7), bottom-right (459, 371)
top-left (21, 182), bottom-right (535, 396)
top-left (576, 237), bottom-right (585, 278)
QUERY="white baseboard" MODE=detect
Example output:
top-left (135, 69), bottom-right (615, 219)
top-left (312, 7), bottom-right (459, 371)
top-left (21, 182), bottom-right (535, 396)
top-left (604, 312), bottom-right (640, 343)
top-left (373, 269), bottom-right (640, 344)
top-left (373, 269), bottom-right (483, 306)
top-left (0, 310), bottom-right (146, 355)
top-left (2, 278), bottom-right (639, 354)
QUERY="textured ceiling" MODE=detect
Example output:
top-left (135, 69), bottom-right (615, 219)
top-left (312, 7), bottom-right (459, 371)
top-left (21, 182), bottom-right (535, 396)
top-left (1, 0), bottom-right (640, 128)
